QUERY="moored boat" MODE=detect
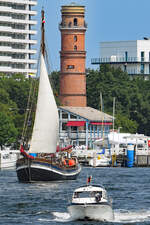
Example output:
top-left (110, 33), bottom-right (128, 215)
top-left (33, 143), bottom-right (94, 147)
top-left (0, 149), bottom-right (20, 169)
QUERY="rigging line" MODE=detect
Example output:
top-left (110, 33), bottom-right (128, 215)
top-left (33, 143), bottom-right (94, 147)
top-left (21, 54), bottom-right (40, 144)
top-left (21, 78), bottom-right (34, 143)
top-left (23, 79), bottom-right (37, 142)
top-left (24, 51), bottom-right (41, 139)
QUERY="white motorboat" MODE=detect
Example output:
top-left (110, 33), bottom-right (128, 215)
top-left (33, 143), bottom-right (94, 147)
top-left (68, 178), bottom-right (114, 221)
top-left (88, 154), bottom-right (111, 167)
top-left (0, 149), bottom-right (20, 169)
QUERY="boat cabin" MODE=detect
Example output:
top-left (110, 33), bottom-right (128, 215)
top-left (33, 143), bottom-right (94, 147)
top-left (72, 185), bottom-right (108, 204)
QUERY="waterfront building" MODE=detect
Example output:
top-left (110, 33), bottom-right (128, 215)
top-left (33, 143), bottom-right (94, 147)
top-left (59, 3), bottom-right (87, 106)
top-left (0, 0), bottom-right (37, 77)
top-left (91, 39), bottom-right (150, 80)
top-left (59, 106), bottom-right (113, 148)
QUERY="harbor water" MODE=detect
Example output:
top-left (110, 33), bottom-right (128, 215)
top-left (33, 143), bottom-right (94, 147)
top-left (1, 167), bottom-right (150, 224)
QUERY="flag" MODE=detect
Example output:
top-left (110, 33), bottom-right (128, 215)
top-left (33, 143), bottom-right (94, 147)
top-left (87, 175), bottom-right (92, 184)
top-left (42, 17), bottom-right (45, 24)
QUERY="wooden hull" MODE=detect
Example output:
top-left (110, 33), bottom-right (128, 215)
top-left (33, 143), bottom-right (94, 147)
top-left (16, 158), bottom-right (81, 182)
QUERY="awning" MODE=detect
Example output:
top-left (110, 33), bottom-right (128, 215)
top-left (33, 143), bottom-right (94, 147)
top-left (90, 122), bottom-right (112, 125)
top-left (66, 121), bottom-right (86, 127)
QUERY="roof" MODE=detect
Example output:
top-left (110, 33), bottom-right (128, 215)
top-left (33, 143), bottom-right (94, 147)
top-left (63, 2), bottom-right (84, 7)
top-left (74, 185), bottom-right (106, 192)
top-left (59, 106), bottom-right (113, 122)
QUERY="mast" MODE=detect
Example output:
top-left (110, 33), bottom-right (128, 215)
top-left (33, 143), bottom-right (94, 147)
top-left (41, 9), bottom-right (45, 57)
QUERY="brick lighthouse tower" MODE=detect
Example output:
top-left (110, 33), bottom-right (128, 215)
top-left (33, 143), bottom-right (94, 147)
top-left (59, 3), bottom-right (87, 107)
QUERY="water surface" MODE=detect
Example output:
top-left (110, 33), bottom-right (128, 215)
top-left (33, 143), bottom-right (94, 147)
top-left (0, 167), bottom-right (150, 224)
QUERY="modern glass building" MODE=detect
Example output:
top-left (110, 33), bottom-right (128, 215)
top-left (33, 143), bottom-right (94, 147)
top-left (0, 0), bottom-right (37, 77)
top-left (92, 39), bottom-right (150, 80)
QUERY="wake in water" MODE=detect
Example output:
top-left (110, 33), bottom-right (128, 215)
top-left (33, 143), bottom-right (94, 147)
top-left (114, 209), bottom-right (150, 223)
top-left (45, 209), bottom-right (150, 223)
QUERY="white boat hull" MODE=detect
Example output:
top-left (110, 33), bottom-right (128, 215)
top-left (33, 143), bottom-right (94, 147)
top-left (68, 203), bottom-right (114, 221)
top-left (88, 158), bottom-right (110, 167)
top-left (0, 150), bottom-right (19, 169)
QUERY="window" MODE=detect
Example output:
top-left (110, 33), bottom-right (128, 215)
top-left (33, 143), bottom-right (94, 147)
top-left (74, 45), bottom-right (77, 51)
top-left (141, 64), bottom-right (144, 74)
top-left (68, 21), bottom-right (72, 27)
top-left (70, 114), bottom-right (77, 119)
top-left (124, 65), bottom-right (127, 72)
top-left (74, 18), bottom-right (78, 26)
top-left (125, 51), bottom-right (128, 61)
top-left (74, 35), bottom-right (77, 42)
top-left (141, 51), bottom-right (144, 62)
top-left (62, 113), bottom-right (68, 119)
top-left (67, 65), bottom-right (74, 69)
top-left (62, 123), bottom-right (67, 131)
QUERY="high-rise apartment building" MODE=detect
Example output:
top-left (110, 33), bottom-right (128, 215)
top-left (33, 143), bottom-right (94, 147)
top-left (0, 0), bottom-right (37, 77)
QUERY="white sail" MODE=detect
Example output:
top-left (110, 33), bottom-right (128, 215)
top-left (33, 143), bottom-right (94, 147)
top-left (29, 54), bottom-right (59, 154)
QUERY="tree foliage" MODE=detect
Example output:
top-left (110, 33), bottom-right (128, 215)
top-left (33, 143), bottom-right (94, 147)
top-left (86, 65), bottom-right (150, 135)
top-left (0, 66), bottom-right (150, 147)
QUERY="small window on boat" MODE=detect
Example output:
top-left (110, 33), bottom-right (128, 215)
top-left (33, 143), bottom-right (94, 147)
top-left (74, 191), bottom-right (102, 198)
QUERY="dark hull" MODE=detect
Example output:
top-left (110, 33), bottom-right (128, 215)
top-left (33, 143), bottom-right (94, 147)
top-left (16, 159), bottom-right (81, 182)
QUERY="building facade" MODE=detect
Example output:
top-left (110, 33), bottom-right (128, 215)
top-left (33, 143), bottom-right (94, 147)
top-left (0, 0), bottom-right (37, 77)
top-left (59, 106), bottom-right (113, 148)
top-left (59, 3), bottom-right (87, 106)
top-left (91, 40), bottom-right (150, 79)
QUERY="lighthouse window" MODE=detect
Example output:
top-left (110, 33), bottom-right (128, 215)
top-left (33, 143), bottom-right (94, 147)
top-left (74, 18), bottom-right (78, 26)
top-left (67, 65), bottom-right (74, 69)
top-left (74, 35), bottom-right (77, 42)
top-left (74, 45), bottom-right (77, 51)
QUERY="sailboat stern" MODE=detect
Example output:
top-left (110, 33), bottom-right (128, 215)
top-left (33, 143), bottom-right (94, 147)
top-left (16, 158), bottom-right (81, 182)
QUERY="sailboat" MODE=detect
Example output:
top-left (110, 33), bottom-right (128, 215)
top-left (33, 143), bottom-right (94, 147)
top-left (16, 10), bottom-right (81, 182)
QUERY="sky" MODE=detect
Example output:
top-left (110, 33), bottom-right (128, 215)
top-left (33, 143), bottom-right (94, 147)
top-left (35, 0), bottom-right (150, 71)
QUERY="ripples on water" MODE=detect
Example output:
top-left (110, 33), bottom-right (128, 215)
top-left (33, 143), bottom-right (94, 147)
top-left (1, 167), bottom-right (150, 224)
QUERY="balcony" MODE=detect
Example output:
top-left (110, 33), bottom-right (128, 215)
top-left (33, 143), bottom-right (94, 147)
top-left (0, 26), bottom-right (37, 35)
top-left (60, 131), bottom-right (104, 140)
top-left (0, 36), bottom-right (37, 45)
top-left (0, 57), bottom-right (37, 64)
top-left (91, 57), bottom-right (150, 65)
top-left (1, 0), bottom-right (37, 5)
top-left (0, 67), bottom-right (37, 74)
top-left (0, 7), bottom-right (37, 15)
top-left (1, 47), bottom-right (37, 54)
top-left (0, 16), bottom-right (37, 25)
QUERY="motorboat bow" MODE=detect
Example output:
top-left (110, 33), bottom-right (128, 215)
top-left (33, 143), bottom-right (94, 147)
top-left (67, 177), bottom-right (114, 221)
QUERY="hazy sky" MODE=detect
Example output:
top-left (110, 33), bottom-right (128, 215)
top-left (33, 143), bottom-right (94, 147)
top-left (35, 0), bottom-right (150, 71)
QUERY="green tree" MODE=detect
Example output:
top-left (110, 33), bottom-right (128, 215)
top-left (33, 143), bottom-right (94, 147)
top-left (0, 111), bottom-right (18, 149)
